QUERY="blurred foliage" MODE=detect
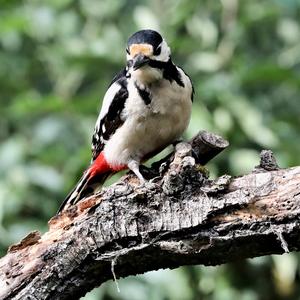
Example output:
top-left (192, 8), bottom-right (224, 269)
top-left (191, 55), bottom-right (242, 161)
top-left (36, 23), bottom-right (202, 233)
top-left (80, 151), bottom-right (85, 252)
top-left (1, 0), bottom-right (300, 299)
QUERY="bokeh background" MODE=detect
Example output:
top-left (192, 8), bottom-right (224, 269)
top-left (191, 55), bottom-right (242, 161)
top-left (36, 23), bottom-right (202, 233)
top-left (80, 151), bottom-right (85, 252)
top-left (1, 0), bottom-right (300, 299)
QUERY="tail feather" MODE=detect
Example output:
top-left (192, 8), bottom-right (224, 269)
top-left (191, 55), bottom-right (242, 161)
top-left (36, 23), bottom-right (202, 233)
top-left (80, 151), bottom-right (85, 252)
top-left (57, 152), bottom-right (126, 215)
top-left (56, 170), bottom-right (109, 215)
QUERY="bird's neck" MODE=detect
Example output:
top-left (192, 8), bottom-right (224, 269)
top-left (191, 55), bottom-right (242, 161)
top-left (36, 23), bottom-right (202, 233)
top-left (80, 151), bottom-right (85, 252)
top-left (131, 67), bottom-right (163, 85)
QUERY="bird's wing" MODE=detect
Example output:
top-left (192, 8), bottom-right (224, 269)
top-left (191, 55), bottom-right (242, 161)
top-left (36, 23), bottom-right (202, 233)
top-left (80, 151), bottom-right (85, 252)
top-left (91, 69), bottom-right (128, 161)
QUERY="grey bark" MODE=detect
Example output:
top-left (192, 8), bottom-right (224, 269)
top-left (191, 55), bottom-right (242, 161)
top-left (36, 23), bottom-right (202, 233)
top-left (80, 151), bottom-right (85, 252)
top-left (0, 131), bottom-right (299, 300)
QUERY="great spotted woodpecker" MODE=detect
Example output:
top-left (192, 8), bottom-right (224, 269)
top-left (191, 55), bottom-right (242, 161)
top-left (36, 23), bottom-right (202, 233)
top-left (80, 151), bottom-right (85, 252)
top-left (57, 29), bottom-right (193, 213)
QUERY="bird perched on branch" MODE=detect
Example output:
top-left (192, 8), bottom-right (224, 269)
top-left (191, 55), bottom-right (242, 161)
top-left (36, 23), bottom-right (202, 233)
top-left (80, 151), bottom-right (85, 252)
top-left (57, 29), bottom-right (193, 214)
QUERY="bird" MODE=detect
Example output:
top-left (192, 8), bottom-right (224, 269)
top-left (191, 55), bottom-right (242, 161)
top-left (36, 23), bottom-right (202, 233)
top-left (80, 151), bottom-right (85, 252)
top-left (57, 29), bottom-right (193, 214)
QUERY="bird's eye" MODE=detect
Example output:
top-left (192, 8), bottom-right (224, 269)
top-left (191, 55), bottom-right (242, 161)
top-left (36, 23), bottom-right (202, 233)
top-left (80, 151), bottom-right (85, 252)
top-left (153, 45), bottom-right (161, 56)
top-left (126, 48), bottom-right (130, 55)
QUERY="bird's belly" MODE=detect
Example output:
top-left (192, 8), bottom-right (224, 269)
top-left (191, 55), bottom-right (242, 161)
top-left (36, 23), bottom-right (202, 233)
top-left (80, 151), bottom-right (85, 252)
top-left (104, 95), bottom-right (191, 166)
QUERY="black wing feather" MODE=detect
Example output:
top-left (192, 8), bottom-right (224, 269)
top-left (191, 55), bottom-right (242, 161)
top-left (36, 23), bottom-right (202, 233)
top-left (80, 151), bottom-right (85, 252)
top-left (91, 69), bottom-right (128, 161)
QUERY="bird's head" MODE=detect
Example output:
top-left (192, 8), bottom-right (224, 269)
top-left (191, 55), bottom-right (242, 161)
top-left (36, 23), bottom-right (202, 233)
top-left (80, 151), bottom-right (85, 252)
top-left (126, 29), bottom-right (171, 83)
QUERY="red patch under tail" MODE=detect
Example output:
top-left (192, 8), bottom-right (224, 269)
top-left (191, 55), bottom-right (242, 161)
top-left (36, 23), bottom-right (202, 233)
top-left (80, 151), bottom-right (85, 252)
top-left (57, 152), bottom-right (126, 214)
top-left (88, 152), bottom-right (126, 177)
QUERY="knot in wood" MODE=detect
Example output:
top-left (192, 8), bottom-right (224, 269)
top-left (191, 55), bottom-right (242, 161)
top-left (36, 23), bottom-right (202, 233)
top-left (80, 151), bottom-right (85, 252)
top-left (259, 150), bottom-right (279, 171)
top-left (162, 153), bottom-right (206, 196)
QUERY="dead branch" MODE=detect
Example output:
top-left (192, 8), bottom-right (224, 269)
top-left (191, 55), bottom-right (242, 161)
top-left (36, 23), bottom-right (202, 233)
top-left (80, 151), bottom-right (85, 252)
top-left (0, 131), bottom-right (299, 300)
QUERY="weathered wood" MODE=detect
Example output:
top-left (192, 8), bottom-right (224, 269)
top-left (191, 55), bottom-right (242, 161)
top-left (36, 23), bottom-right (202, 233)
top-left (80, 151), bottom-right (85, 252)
top-left (0, 132), bottom-right (299, 300)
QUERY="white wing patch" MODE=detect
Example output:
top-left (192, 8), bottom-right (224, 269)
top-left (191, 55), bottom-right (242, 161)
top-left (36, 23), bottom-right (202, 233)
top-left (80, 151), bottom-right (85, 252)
top-left (94, 82), bottom-right (121, 133)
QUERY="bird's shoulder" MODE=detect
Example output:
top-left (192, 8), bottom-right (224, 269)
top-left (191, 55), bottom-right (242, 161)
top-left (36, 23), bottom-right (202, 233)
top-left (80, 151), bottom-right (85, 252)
top-left (108, 68), bottom-right (128, 88)
top-left (176, 66), bottom-right (194, 101)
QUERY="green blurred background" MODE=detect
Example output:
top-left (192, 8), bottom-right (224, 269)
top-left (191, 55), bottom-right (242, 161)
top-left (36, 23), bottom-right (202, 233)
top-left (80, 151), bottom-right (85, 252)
top-left (1, 0), bottom-right (300, 299)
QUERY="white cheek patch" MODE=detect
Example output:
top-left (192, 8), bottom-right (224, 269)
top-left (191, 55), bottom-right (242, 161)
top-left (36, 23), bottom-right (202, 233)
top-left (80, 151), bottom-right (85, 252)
top-left (152, 40), bottom-right (170, 62)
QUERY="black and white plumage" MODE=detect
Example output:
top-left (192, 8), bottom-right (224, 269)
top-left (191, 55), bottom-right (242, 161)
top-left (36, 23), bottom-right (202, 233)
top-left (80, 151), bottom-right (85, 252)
top-left (57, 29), bottom-right (193, 213)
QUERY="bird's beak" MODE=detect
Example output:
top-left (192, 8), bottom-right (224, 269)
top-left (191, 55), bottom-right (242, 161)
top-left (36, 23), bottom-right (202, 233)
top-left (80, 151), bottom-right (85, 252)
top-left (133, 54), bottom-right (150, 70)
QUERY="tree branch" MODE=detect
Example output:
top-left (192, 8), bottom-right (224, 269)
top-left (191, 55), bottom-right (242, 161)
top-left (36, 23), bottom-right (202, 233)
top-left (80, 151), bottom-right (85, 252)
top-left (1, 132), bottom-right (299, 300)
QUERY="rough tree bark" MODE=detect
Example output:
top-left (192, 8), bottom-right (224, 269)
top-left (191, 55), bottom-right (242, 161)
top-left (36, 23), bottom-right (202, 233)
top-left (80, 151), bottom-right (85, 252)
top-left (0, 131), bottom-right (299, 300)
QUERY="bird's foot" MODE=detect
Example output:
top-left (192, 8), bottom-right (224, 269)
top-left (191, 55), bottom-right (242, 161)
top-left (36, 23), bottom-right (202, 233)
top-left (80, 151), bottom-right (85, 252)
top-left (128, 160), bottom-right (161, 191)
top-left (140, 180), bottom-right (160, 191)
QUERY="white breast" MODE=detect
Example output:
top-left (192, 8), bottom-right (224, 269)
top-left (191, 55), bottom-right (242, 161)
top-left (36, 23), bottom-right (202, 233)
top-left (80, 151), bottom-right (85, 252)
top-left (104, 68), bottom-right (192, 167)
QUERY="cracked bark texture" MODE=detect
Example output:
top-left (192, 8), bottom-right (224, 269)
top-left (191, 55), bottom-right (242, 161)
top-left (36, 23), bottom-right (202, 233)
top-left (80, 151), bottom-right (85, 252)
top-left (0, 131), bottom-right (300, 300)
